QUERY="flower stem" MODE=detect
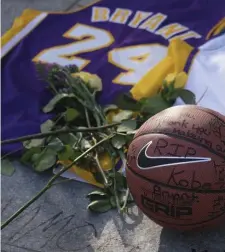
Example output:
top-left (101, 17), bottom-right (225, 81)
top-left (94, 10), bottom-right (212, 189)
top-left (121, 188), bottom-right (130, 211)
top-left (94, 154), bottom-right (110, 187)
top-left (1, 134), bottom-right (115, 230)
top-left (113, 166), bottom-right (122, 213)
top-left (84, 107), bottom-right (109, 186)
top-left (1, 123), bottom-right (119, 146)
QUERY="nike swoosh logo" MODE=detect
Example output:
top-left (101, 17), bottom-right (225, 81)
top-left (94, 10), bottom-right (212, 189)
top-left (137, 141), bottom-right (211, 170)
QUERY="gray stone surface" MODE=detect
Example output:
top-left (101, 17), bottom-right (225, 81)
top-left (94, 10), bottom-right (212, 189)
top-left (1, 0), bottom-right (225, 251)
top-left (75, 0), bottom-right (99, 8)
top-left (2, 162), bottom-right (225, 252)
top-left (1, 0), bottom-right (82, 34)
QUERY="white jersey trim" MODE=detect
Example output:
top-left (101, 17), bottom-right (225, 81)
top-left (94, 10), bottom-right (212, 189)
top-left (1, 13), bottom-right (48, 58)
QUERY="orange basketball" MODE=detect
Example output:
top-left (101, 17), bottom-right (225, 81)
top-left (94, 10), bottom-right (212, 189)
top-left (126, 105), bottom-right (225, 231)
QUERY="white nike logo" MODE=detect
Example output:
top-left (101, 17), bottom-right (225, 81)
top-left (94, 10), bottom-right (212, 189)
top-left (137, 141), bottom-right (211, 170)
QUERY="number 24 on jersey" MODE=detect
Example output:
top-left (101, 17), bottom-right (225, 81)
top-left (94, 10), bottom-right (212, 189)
top-left (33, 23), bottom-right (167, 85)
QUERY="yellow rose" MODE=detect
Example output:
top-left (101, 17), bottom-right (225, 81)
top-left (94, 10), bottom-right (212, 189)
top-left (71, 71), bottom-right (102, 91)
top-left (165, 71), bottom-right (188, 89)
top-left (98, 152), bottom-right (113, 171)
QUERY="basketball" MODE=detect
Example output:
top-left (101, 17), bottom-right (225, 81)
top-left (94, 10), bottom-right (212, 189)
top-left (126, 105), bottom-right (225, 231)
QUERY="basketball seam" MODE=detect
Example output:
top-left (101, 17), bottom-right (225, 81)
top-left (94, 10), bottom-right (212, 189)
top-left (134, 106), bottom-right (225, 144)
top-left (127, 165), bottom-right (225, 193)
top-left (132, 131), bottom-right (225, 159)
top-left (195, 106), bottom-right (225, 122)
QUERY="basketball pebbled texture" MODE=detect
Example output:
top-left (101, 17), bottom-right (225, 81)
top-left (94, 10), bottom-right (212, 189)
top-left (126, 105), bottom-right (225, 231)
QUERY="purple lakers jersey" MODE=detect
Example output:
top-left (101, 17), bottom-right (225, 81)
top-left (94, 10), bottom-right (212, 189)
top-left (1, 0), bottom-right (225, 154)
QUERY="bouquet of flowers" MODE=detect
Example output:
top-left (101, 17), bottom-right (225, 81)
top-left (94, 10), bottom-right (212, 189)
top-left (1, 62), bottom-right (196, 230)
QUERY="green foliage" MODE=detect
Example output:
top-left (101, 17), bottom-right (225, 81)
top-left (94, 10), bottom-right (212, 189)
top-left (58, 145), bottom-right (82, 161)
top-left (43, 93), bottom-right (77, 113)
top-left (58, 132), bottom-right (78, 146)
top-left (64, 64), bottom-right (79, 74)
top-left (31, 148), bottom-right (56, 172)
top-left (139, 95), bottom-right (170, 115)
top-left (1, 159), bottom-right (15, 176)
top-left (47, 138), bottom-right (64, 152)
top-left (112, 110), bottom-right (133, 123)
top-left (170, 88), bottom-right (196, 104)
top-left (111, 135), bottom-right (126, 149)
top-left (2, 62), bottom-right (197, 219)
top-left (115, 92), bottom-right (141, 111)
top-left (20, 147), bottom-right (42, 165)
top-left (23, 139), bottom-right (44, 149)
top-left (88, 199), bottom-right (112, 213)
top-left (108, 171), bottom-right (127, 190)
top-left (65, 108), bottom-right (80, 122)
top-left (86, 190), bottom-right (108, 201)
top-left (115, 80), bottom-right (196, 121)
top-left (40, 120), bottom-right (54, 133)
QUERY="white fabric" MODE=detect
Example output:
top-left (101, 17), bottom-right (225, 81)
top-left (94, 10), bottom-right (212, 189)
top-left (1, 13), bottom-right (48, 58)
top-left (175, 34), bottom-right (225, 115)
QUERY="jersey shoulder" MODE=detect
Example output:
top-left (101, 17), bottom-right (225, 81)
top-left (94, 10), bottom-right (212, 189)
top-left (1, 9), bottom-right (44, 48)
top-left (1, 0), bottom-right (102, 58)
top-left (175, 34), bottom-right (225, 115)
top-left (1, 9), bottom-right (48, 58)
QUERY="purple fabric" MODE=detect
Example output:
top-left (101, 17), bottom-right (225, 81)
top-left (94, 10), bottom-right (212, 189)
top-left (2, 0), bottom-right (225, 154)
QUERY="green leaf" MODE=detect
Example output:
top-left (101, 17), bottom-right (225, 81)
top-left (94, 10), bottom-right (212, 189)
top-left (117, 119), bottom-right (137, 133)
top-left (65, 108), bottom-right (80, 122)
top-left (31, 149), bottom-right (56, 172)
top-left (58, 131), bottom-right (78, 146)
top-left (88, 199), bottom-right (112, 213)
top-left (139, 95), bottom-right (170, 115)
top-left (109, 171), bottom-right (127, 190)
top-left (58, 145), bottom-right (82, 161)
top-left (115, 92), bottom-right (141, 111)
top-left (125, 134), bottom-right (135, 145)
top-left (71, 150), bottom-right (83, 161)
top-left (58, 145), bottom-right (74, 160)
top-left (109, 196), bottom-right (117, 208)
top-left (166, 80), bottom-right (175, 93)
top-left (111, 135), bottom-right (126, 149)
top-left (1, 159), bottom-right (15, 176)
top-left (87, 191), bottom-right (108, 201)
top-left (43, 93), bottom-right (76, 113)
top-left (20, 147), bottom-right (42, 164)
top-left (40, 120), bottom-right (54, 133)
top-left (68, 148), bottom-right (82, 160)
top-left (112, 110), bottom-right (133, 123)
top-left (116, 173), bottom-right (127, 189)
top-left (48, 138), bottom-right (64, 152)
top-left (172, 88), bottom-right (196, 104)
top-left (23, 139), bottom-right (44, 149)
top-left (87, 190), bottom-right (107, 198)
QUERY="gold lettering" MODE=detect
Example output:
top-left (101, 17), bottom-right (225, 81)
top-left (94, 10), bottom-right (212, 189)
top-left (139, 13), bottom-right (167, 32)
top-left (171, 31), bottom-right (202, 41)
top-left (91, 7), bottom-right (110, 22)
top-left (110, 8), bottom-right (132, 24)
top-left (156, 23), bottom-right (188, 39)
top-left (128, 11), bottom-right (152, 28)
